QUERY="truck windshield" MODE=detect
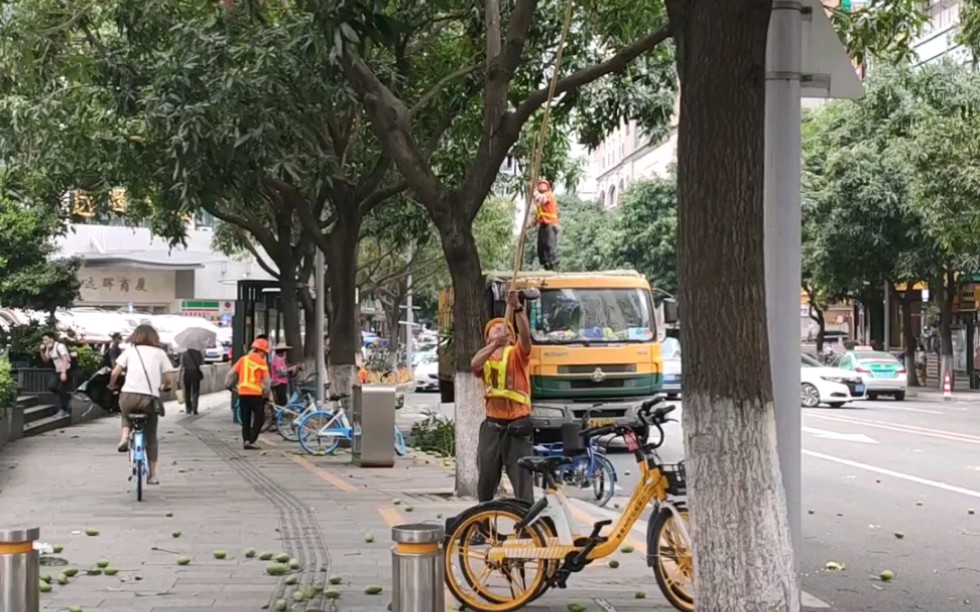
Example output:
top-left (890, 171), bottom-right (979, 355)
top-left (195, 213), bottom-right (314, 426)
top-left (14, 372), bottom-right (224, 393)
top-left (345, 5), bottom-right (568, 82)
top-left (530, 287), bottom-right (655, 344)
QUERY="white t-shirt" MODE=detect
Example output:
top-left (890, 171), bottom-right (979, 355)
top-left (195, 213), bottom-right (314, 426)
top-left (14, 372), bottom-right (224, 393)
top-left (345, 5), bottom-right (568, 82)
top-left (116, 345), bottom-right (173, 397)
top-left (45, 342), bottom-right (71, 373)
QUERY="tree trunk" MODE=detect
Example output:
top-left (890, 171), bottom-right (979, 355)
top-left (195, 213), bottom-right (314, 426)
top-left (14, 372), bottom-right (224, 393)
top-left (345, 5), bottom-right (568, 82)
top-left (300, 289), bottom-right (318, 363)
top-left (669, 1), bottom-right (799, 610)
top-left (278, 271), bottom-right (304, 358)
top-left (325, 209), bottom-right (362, 396)
top-left (439, 216), bottom-right (487, 498)
top-left (899, 289), bottom-right (919, 386)
top-left (939, 269), bottom-right (956, 390)
top-left (383, 292), bottom-right (403, 369)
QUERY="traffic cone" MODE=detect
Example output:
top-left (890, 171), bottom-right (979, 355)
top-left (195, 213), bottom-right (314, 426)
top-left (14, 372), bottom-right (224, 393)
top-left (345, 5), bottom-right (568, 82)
top-left (943, 372), bottom-right (952, 401)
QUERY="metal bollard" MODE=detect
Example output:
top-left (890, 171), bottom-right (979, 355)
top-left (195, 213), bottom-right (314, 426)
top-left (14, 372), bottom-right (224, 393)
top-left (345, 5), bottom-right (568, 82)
top-left (391, 523), bottom-right (445, 612)
top-left (0, 527), bottom-right (40, 612)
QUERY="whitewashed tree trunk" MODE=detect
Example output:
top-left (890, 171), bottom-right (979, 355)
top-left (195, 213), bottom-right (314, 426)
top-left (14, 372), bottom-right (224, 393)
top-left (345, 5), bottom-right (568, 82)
top-left (328, 364), bottom-right (356, 399)
top-left (684, 396), bottom-right (799, 611)
top-left (666, 0), bottom-right (800, 609)
top-left (453, 372), bottom-right (483, 498)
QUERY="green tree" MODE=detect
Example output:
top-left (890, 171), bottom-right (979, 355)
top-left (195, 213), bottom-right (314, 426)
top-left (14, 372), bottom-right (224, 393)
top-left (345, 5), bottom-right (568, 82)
top-left (0, 198), bottom-right (80, 316)
top-left (612, 176), bottom-right (678, 296)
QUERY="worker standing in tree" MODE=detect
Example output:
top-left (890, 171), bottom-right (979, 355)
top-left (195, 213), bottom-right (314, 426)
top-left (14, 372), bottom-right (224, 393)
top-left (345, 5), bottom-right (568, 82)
top-left (530, 179), bottom-right (559, 270)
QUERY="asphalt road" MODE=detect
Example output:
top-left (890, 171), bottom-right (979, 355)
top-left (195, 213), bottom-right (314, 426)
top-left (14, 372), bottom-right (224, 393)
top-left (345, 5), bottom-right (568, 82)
top-left (400, 391), bottom-right (980, 610)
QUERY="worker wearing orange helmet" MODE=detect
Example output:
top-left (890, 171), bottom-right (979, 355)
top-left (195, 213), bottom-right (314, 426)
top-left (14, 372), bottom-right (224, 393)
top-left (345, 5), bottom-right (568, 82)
top-left (530, 178), bottom-right (559, 270)
top-left (231, 337), bottom-right (272, 450)
top-left (470, 289), bottom-right (534, 503)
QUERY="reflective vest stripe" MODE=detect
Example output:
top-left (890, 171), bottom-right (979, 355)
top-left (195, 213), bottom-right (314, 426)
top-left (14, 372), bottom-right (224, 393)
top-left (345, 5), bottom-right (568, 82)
top-left (483, 346), bottom-right (530, 405)
top-left (537, 210), bottom-right (558, 221)
top-left (239, 358), bottom-right (266, 394)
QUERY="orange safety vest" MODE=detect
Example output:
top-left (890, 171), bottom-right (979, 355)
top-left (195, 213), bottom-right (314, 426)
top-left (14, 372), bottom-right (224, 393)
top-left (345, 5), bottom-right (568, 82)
top-left (236, 354), bottom-right (269, 396)
top-left (535, 192), bottom-right (558, 225)
top-left (482, 346), bottom-right (530, 406)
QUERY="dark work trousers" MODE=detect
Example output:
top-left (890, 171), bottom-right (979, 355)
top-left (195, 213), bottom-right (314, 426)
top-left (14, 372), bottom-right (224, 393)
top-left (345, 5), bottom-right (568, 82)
top-left (239, 395), bottom-right (266, 445)
top-left (51, 372), bottom-right (73, 414)
top-left (477, 417), bottom-right (535, 503)
top-left (273, 384), bottom-right (288, 407)
top-left (182, 370), bottom-right (202, 414)
top-left (537, 223), bottom-right (559, 271)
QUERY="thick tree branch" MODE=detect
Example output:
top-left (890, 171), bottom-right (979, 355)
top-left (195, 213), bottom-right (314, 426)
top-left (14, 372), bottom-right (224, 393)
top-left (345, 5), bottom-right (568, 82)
top-left (355, 156), bottom-right (392, 203)
top-left (361, 181), bottom-right (408, 216)
top-left (340, 54), bottom-right (447, 209)
top-left (240, 234), bottom-right (280, 279)
top-left (510, 25), bottom-right (673, 129)
top-left (485, 0), bottom-right (539, 128)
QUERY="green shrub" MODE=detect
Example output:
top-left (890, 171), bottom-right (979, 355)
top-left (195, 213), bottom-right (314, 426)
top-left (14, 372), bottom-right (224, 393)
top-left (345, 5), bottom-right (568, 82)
top-left (72, 345), bottom-right (102, 382)
top-left (409, 409), bottom-right (455, 457)
top-left (0, 357), bottom-right (17, 407)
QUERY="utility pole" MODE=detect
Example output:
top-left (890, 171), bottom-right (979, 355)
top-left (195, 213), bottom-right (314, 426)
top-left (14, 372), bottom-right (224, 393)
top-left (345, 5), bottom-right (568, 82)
top-left (314, 248), bottom-right (326, 404)
top-left (764, 0), bottom-right (803, 575)
top-left (405, 251), bottom-right (415, 370)
top-left (884, 281), bottom-right (891, 351)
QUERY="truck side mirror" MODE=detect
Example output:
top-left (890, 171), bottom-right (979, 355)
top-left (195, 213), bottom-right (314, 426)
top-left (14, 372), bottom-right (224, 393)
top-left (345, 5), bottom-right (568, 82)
top-left (663, 299), bottom-right (679, 324)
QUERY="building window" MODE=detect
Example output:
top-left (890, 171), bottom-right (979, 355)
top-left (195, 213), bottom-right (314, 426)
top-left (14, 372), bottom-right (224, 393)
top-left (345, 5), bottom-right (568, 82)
top-left (609, 185), bottom-right (617, 208)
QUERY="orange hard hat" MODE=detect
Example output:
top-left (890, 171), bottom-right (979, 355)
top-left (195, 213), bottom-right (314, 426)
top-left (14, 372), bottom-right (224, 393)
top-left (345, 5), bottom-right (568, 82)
top-left (251, 338), bottom-right (270, 353)
top-left (537, 179), bottom-right (550, 189)
top-left (484, 317), bottom-right (515, 341)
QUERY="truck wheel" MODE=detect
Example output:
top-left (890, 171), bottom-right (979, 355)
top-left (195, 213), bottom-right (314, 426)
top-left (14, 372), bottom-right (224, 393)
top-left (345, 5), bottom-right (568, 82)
top-left (439, 378), bottom-right (455, 403)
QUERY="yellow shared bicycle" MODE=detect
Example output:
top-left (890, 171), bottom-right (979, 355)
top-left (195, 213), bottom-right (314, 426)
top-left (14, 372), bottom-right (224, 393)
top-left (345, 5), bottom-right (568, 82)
top-left (443, 399), bottom-right (694, 611)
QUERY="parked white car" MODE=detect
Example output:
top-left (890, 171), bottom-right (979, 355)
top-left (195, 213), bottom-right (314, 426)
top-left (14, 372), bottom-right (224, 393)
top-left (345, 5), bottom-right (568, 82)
top-left (661, 337), bottom-right (681, 399)
top-left (414, 351), bottom-right (439, 392)
top-left (801, 353), bottom-right (867, 408)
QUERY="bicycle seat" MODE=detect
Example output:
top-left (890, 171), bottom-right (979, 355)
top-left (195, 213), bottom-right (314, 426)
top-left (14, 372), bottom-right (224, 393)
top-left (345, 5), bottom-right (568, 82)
top-left (129, 413), bottom-right (149, 422)
top-left (517, 456), bottom-right (574, 474)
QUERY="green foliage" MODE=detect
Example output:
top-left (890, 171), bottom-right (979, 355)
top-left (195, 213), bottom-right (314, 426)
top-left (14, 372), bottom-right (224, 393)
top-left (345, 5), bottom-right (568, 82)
top-left (409, 410), bottom-right (455, 457)
top-left (0, 198), bottom-right (80, 313)
top-left (72, 345), bottom-right (103, 382)
top-left (829, 0), bottom-right (927, 66)
top-left (958, 0), bottom-right (980, 60)
top-left (802, 61), bottom-right (980, 301)
top-left (612, 177), bottom-right (678, 295)
top-left (0, 357), bottom-right (16, 408)
top-left (0, 322), bottom-right (61, 367)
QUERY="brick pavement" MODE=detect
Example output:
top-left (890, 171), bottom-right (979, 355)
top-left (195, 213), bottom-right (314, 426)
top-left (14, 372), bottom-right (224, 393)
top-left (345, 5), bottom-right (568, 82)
top-left (0, 392), bottom-right (676, 611)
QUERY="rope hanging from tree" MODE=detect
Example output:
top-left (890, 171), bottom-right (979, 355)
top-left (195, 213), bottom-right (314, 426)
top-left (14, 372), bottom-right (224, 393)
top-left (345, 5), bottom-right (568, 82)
top-left (505, 0), bottom-right (575, 318)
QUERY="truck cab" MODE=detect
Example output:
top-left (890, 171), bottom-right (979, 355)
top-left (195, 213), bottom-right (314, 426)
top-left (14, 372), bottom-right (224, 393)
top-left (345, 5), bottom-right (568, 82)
top-left (438, 270), bottom-right (677, 440)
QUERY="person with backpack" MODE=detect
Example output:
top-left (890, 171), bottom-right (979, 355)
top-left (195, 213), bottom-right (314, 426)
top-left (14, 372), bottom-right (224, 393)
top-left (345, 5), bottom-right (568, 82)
top-left (40, 333), bottom-right (74, 416)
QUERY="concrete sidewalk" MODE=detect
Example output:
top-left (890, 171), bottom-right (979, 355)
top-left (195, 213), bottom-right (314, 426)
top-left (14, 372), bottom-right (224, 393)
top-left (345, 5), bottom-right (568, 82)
top-left (0, 392), bottom-right (675, 611)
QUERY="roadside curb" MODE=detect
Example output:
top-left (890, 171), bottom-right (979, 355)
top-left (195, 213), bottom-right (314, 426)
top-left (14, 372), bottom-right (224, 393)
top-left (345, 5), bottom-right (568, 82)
top-left (906, 390), bottom-right (980, 404)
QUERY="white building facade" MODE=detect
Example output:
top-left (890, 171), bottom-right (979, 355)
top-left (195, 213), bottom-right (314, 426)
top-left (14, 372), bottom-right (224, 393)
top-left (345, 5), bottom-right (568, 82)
top-left (56, 216), bottom-right (275, 318)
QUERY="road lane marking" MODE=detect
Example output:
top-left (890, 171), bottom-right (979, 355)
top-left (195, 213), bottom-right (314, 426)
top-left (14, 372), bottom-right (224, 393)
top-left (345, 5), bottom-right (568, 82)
top-left (802, 426), bottom-right (878, 444)
top-left (804, 450), bottom-right (980, 499)
top-left (288, 454), bottom-right (358, 492)
top-left (868, 404), bottom-right (944, 415)
top-left (806, 413), bottom-right (980, 445)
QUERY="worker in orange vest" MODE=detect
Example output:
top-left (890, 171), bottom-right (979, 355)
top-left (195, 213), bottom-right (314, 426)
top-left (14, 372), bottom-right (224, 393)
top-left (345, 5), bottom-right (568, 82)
top-left (231, 338), bottom-right (271, 450)
top-left (471, 289), bottom-right (534, 503)
top-left (530, 179), bottom-right (559, 270)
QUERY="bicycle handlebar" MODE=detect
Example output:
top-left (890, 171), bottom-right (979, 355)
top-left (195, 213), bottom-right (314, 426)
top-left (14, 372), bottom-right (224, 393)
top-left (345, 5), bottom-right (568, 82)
top-left (578, 397), bottom-right (677, 449)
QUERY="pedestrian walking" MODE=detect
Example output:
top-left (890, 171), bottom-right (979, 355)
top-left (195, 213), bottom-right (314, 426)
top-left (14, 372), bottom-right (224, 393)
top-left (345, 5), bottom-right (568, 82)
top-left (179, 346), bottom-right (204, 414)
top-left (39, 333), bottom-right (73, 416)
top-left (471, 289), bottom-right (534, 504)
top-left (108, 324), bottom-right (175, 485)
top-left (529, 179), bottom-right (559, 270)
top-left (103, 332), bottom-right (123, 369)
top-left (229, 338), bottom-right (271, 450)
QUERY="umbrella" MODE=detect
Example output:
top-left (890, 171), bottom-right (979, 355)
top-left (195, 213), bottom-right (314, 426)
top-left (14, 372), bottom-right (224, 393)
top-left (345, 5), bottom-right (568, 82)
top-left (174, 326), bottom-right (217, 352)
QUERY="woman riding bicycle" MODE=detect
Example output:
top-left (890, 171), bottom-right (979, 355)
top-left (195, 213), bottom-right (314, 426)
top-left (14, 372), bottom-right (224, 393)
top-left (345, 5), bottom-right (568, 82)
top-left (108, 324), bottom-right (175, 485)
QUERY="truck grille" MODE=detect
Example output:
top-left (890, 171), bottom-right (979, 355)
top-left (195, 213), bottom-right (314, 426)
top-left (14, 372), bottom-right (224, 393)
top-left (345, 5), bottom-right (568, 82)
top-left (559, 364), bottom-right (636, 374)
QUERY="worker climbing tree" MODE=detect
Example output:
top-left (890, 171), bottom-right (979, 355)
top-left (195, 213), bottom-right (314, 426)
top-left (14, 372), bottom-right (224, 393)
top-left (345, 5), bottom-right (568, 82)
top-left (530, 179), bottom-right (559, 270)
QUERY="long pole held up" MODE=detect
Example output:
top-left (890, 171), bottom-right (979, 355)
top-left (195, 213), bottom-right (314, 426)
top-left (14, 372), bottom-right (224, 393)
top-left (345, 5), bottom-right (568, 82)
top-left (314, 248), bottom-right (326, 404)
top-left (505, 1), bottom-right (575, 321)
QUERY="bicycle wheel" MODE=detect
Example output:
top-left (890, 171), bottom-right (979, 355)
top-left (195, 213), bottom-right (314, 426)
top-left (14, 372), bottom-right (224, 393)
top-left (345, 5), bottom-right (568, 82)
top-left (650, 505), bottom-right (695, 612)
top-left (444, 501), bottom-right (552, 611)
top-left (393, 427), bottom-right (407, 456)
top-left (298, 411), bottom-right (343, 455)
top-left (589, 454), bottom-right (617, 507)
top-left (276, 406), bottom-right (302, 442)
top-left (134, 455), bottom-right (144, 502)
top-left (449, 499), bottom-right (557, 606)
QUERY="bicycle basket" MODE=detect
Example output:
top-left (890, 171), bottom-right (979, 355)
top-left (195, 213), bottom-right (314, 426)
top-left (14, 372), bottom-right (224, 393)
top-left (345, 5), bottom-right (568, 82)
top-left (661, 462), bottom-right (686, 496)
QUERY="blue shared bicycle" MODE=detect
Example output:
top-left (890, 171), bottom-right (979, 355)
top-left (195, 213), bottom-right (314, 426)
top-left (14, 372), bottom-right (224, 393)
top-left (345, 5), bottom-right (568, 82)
top-left (297, 394), bottom-right (407, 457)
top-left (532, 435), bottom-right (618, 507)
top-left (273, 386), bottom-right (319, 442)
top-left (128, 413), bottom-right (150, 502)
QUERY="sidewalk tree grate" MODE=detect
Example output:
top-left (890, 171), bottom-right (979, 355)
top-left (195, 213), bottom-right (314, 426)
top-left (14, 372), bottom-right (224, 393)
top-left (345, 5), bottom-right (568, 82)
top-left (179, 415), bottom-right (332, 610)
